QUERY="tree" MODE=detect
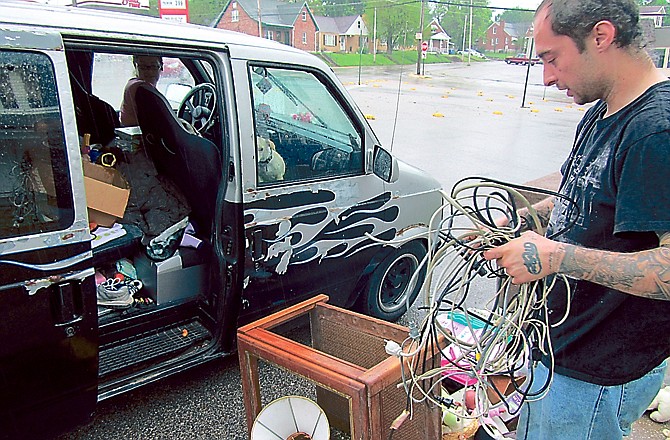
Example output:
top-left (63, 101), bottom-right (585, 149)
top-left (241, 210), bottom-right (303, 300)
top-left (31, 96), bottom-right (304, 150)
top-left (495, 9), bottom-right (533, 24)
top-left (433, 0), bottom-right (491, 52)
top-left (365, 0), bottom-right (421, 54)
top-left (637, 0), bottom-right (669, 5)
top-left (308, 0), bottom-right (365, 16)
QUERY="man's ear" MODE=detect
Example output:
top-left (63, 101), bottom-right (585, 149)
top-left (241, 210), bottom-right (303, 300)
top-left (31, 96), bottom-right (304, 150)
top-left (592, 20), bottom-right (616, 51)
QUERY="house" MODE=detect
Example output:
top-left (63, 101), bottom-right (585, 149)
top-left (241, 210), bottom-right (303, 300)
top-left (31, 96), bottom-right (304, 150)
top-left (213, 0), bottom-right (318, 51)
top-left (313, 15), bottom-right (368, 53)
top-left (640, 5), bottom-right (665, 28)
top-left (427, 18), bottom-right (451, 54)
top-left (481, 20), bottom-right (531, 53)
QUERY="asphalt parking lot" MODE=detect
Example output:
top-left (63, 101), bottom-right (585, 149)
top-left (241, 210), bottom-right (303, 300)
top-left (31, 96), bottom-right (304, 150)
top-left (56, 60), bottom-right (669, 440)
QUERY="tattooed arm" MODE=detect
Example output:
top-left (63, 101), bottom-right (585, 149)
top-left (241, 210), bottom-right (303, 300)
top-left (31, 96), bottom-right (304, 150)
top-left (496, 196), bottom-right (555, 231)
top-left (517, 196), bottom-right (555, 232)
top-left (483, 231), bottom-right (670, 300)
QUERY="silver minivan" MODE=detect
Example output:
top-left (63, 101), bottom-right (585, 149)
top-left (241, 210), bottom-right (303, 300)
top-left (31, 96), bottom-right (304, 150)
top-left (0, 2), bottom-right (442, 438)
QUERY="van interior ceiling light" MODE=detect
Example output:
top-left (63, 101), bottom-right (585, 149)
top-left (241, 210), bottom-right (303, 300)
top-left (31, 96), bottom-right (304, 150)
top-left (369, 177), bottom-right (579, 438)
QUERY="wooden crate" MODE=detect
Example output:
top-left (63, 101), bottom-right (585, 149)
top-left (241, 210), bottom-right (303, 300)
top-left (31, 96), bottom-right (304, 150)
top-left (238, 294), bottom-right (443, 440)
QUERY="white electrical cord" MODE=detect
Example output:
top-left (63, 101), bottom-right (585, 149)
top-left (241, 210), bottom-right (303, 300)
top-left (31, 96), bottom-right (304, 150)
top-left (368, 178), bottom-right (576, 438)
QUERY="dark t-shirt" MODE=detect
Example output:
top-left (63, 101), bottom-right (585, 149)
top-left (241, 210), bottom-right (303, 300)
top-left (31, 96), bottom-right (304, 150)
top-left (543, 81), bottom-right (670, 386)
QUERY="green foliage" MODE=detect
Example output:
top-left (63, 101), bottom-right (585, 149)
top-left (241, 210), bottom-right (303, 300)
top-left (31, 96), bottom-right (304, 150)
top-left (637, 0), bottom-right (669, 5)
top-left (307, 0), bottom-right (364, 17)
top-left (364, 0), bottom-right (422, 54)
top-left (324, 50), bottom-right (455, 67)
top-left (187, 0), bottom-right (227, 26)
top-left (327, 52), bottom-right (395, 66)
top-left (495, 9), bottom-right (534, 23)
top-left (432, 0), bottom-right (491, 52)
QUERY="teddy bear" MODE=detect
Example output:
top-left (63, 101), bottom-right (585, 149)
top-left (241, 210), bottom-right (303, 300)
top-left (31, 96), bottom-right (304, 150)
top-left (648, 385), bottom-right (670, 423)
top-left (256, 136), bottom-right (286, 183)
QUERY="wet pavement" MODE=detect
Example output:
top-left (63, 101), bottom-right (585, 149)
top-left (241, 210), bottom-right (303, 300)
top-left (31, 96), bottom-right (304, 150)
top-left (58, 60), bottom-right (670, 439)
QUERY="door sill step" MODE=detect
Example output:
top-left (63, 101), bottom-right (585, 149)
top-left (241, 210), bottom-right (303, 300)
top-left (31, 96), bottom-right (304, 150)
top-left (99, 320), bottom-right (210, 378)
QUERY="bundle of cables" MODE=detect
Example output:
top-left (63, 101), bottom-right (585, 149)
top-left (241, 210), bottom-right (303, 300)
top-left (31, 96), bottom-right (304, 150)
top-left (376, 177), bottom-right (579, 439)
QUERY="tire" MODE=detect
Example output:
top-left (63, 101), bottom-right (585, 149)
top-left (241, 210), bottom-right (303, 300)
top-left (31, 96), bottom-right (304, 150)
top-left (360, 241), bottom-right (427, 321)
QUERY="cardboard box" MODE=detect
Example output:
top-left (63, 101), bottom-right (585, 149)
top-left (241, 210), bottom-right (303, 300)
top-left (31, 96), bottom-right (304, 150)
top-left (82, 160), bottom-right (130, 227)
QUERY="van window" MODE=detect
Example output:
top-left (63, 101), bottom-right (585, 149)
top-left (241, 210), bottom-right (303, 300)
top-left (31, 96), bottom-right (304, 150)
top-left (92, 54), bottom-right (195, 110)
top-left (0, 50), bottom-right (73, 239)
top-left (250, 65), bottom-right (363, 185)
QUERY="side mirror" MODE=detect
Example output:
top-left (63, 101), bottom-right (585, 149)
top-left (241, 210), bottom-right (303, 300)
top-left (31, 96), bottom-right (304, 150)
top-left (372, 146), bottom-right (398, 183)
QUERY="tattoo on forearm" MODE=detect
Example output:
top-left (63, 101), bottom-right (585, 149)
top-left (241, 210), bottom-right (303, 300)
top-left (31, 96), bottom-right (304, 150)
top-left (533, 198), bottom-right (555, 229)
top-left (558, 244), bottom-right (670, 300)
top-left (522, 242), bottom-right (542, 275)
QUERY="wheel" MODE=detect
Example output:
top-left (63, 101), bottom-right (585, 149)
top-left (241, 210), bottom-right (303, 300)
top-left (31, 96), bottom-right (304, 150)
top-left (360, 241), bottom-right (426, 321)
top-left (177, 83), bottom-right (217, 135)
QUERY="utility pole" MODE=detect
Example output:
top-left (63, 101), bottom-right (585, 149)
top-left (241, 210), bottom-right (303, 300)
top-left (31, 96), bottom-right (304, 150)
top-left (358, 19), bottom-right (363, 85)
top-left (467, 0), bottom-right (473, 65)
top-left (257, 0), bottom-right (263, 38)
top-left (416, 0), bottom-right (425, 75)
top-left (373, 8), bottom-right (377, 63)
top-left (462, 13), bottom-right (467, 57)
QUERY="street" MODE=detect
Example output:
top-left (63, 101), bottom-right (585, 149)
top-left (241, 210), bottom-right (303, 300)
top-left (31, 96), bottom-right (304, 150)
top-left (56, 60), bottom-right (666, 440)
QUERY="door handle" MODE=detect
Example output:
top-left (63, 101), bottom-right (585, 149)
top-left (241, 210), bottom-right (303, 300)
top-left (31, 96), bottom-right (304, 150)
top-left (251, 229), bottom-right (264, 261)
top-left (51, 281), bottom-right (83, 327)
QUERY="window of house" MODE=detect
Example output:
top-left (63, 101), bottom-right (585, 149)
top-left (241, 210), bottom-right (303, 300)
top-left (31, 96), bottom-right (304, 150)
top-left (302, 32), bottom-right (307, 44)
top-left (232, 10), bottom-right (239, 22)
top-left (324, 34), bottom-right (336, 46)
top-left (0, 50), bottom-right (73, 238)
top-left (249, 65), bottom-right (363, 185)
top-left (232, 1), bottom-right (237, 8)
top-left (266, 30), bottom-right (274, 40)
top-left (495, 38), bottom-right (499, 45)
top-left (492, 27), bottom-right (497, 34)
top-left (302, 11), bottom-right (307, 21)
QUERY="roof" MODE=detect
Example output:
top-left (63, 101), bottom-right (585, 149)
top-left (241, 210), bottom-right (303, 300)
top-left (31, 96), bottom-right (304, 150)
top-left (313, 15), bottom-right (359, 34)
top-left (640, 5), bottom-right (666, 15)
top-left (0, 1), bottom-right (310, 60)
top-left (215, 0), bottom-right (308, 28)
top-left (430, 32), bottom-right (450, 41)
top-left (504, 22), bottom-right (531, 38)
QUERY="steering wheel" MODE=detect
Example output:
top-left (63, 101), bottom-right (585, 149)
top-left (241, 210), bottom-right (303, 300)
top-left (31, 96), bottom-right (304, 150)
top-left (177, 83), bottom-right (217, 135)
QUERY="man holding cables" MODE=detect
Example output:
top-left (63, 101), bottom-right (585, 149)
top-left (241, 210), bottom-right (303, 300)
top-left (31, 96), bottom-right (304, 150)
top-left (483, 0), bottom-right (670, 438)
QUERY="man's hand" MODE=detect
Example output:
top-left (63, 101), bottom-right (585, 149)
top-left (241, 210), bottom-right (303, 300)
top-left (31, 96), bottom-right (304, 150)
top-left (483, 231), bottom-right (563, 284)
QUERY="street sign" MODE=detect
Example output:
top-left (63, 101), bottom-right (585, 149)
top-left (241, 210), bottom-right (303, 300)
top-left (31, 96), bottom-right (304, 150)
top-left (421, 41), bottom-right (428, 52)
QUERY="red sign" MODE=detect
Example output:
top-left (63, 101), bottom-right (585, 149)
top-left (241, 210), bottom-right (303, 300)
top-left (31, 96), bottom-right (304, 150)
top-left (421, 41), bottom-right (428, 52)
top-left (159, 0), bottom-right (189, 23)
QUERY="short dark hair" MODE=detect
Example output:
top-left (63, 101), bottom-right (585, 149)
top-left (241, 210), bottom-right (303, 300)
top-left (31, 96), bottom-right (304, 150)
top-left (537, 0), bottom-right (642, 52)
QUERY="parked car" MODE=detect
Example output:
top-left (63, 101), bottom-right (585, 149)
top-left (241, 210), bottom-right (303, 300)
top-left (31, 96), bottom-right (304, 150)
top-left (458, 49), bottom-right (486, 59)
top-left (0, 2), bottom-right (443, 439)
top-left (505, 53), bottom-right (541, 65)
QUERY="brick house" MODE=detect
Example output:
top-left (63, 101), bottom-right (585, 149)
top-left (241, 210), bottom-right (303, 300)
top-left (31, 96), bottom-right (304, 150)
top-left (481, 20), bottom-right (531, 53)
top-left (313, 15), bottom-right (367, 53)
top-left (213, 0), bottom-right (318, 51)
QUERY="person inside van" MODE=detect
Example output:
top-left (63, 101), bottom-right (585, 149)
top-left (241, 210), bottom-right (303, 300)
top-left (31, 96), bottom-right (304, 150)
top-left (119, 55), bottom-right (163, 127)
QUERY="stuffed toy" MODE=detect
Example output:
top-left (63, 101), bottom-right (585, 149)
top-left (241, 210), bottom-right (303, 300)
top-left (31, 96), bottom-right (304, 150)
top-left (648, 385), bottom-right (670, 423)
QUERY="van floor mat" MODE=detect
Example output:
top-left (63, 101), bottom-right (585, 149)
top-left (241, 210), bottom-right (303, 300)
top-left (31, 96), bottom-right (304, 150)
top-left (98, 320), bottom-right (210, 378)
